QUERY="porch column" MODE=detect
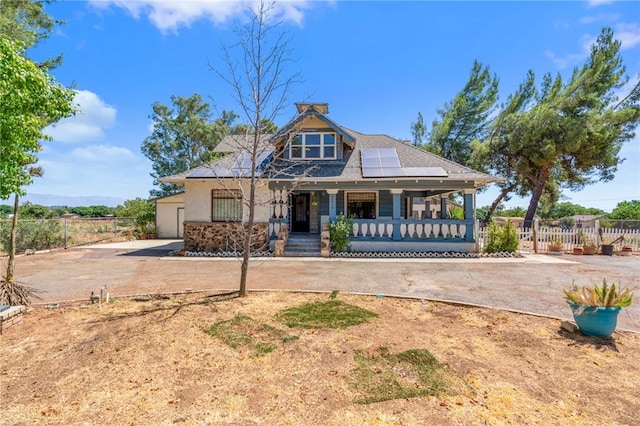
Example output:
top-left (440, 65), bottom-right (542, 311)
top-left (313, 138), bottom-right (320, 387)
top-left (463, 189), bottom-right (475, 242)
top-left (424, 199), bottom-right (431, 219)
top-left (327, 189), bottom-right (338, 222)
top-left (440, 195), bottom-right (448, 219)
top-left (391, 189), bottom-right (403, 241)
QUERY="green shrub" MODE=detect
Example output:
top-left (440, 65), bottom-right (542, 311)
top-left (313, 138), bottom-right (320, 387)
top-left (115, 198), bottom-right (155, 234)
top-left (327, 214), bottom-right (353, 253)
top-left (0, 219), bottom-right (64, 253)
top-left (448, 206), bottom-right (464, 220)
top-left (485, 220), bottom-right (519, 253)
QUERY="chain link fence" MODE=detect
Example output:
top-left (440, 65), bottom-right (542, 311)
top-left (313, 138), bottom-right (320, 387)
top-left (0, 217), bottom-right (137, 256)
top-left (598, 219), bottom-right (640, 230)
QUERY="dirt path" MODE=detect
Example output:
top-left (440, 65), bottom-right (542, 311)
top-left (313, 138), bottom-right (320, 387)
top-left (8, 245), bottom-right (640, 332)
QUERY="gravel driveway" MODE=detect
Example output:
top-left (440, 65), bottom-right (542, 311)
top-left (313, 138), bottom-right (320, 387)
top-left (10, 240), bottom-right (640, 333)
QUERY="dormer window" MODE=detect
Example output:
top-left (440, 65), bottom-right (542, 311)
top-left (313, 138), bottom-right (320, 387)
top-left (289, 133), bottom-right (336, 159)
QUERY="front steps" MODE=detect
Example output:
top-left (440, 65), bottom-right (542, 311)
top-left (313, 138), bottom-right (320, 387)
top-left (283, 234), bottom-right (321, 257)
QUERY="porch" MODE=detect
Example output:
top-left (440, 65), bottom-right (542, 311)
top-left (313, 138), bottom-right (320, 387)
top-left (267, 186), bottom-right (478, 253)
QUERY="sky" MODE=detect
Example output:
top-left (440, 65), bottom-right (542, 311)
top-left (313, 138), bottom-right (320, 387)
top-left (19, 0), bottom-right (640, 211)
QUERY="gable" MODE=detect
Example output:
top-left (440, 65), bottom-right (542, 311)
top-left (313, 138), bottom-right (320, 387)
top-left (270, 106), bottom-right (355, 151)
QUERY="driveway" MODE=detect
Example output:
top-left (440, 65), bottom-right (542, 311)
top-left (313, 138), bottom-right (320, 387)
top-left (11, 240), bottom-right (640, 333)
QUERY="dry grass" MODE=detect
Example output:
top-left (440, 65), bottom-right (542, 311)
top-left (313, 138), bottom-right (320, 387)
top-left (1, 292), bottom-right (640, 425)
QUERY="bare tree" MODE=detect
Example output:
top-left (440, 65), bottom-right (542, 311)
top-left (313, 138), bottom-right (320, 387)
top-left (211, 1), bottom-right (302, 297)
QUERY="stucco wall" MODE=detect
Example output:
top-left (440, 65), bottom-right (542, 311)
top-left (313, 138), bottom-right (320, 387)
top-left (184, 180), bottom-right (271, 223)
top-left (155, 193), bottom-right (185, 238)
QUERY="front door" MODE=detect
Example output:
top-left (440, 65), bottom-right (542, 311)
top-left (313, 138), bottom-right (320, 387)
top-left (291, 193), bottom-right (310, 232)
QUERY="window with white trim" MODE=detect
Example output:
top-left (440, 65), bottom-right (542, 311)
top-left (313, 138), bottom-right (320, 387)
top-left (346, 192), bottom-right (377, 219)
top-left (289, 133), bottom-right (336, 159)
top-left (211, 189), bottom-right (242, 221)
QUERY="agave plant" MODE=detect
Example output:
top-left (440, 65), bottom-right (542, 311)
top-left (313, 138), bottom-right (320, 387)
top-left (564, 279), bottom-right (634, 308)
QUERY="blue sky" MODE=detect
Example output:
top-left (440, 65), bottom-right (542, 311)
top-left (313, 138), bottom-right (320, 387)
top-left (23, 0), bottom-right (640, 211)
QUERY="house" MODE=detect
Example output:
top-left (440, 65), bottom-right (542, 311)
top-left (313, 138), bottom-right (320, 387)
top-left (570, 214), bottom-right (605, 229)
top-left (159, 102), bottom-right (500, 254)
top-left (493, 216), bottom-right (526, 228)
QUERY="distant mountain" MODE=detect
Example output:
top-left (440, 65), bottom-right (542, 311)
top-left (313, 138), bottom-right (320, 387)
top-left (17, 193), bottom-right (126, 208)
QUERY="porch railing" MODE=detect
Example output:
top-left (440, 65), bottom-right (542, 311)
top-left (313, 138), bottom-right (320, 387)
top-left (269, 218), bottom-right (287, 238)
top-left (352, 219), bottom-right (474, 241)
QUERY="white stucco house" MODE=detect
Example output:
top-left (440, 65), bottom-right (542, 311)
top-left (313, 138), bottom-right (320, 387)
top-left (158, 102), bottom-right (500, 254)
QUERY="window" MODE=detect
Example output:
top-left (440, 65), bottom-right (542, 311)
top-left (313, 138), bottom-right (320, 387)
top-left (212, 189), bottom-right (242, 221)
top-left (346, 192), bottom-right (377, 219)
top-left (289, 133), bottom-right (337, 159)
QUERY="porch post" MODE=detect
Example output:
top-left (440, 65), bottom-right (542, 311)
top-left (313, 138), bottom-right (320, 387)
top-left (463, 189), bottom-right (475, 242)
top-left (424, 199), bottom-right (431, 219)
top-left (326, 189), bottom-right (338, 222)
top-left (440, 195), bottom-right (447, 219)
top-left (391, 189), bottom-right (403, 241)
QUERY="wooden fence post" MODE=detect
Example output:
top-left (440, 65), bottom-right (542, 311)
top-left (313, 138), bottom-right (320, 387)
top-left (533, 218), bottom-right (539, 254)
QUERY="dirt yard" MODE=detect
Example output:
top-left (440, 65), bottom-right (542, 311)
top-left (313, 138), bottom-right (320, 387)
top-left (2, 291), bottom-right (639, 425)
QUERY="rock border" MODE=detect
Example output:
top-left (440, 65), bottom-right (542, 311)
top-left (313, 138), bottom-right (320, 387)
top-left (174, 250), bottom-right (522, 259)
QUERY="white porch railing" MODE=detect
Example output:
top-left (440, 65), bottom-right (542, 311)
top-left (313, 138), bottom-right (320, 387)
top-left (268, 219), bottom-right (287, 238)
top-left (352, 219), bottom-right (473, 240)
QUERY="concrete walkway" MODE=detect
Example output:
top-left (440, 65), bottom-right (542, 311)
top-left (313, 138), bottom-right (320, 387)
top-left (16, 240), bottom-right (640, 333)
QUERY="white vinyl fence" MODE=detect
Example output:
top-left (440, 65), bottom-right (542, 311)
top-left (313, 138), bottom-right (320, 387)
top-left (478, 220), bottom-right (640, 254)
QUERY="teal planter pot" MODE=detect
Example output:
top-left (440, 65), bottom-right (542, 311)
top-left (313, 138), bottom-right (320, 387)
top-left (568, 302), bottom-right (621, 337)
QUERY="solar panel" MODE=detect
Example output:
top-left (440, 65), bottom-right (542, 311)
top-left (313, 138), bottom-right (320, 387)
top-left (360, 148), bottom-right (448, 178)
top-left (187, 149), bottom-right (274, 179)
top-left (231, 149), bottom-right (273, 175)
top-left (361, 148), bottom-right (401, 177)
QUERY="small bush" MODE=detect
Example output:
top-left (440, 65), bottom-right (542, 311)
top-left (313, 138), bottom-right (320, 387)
top-left (485, 220), bottom-right (519, 253)
top-left (327, 214), bottom-right (353, 253)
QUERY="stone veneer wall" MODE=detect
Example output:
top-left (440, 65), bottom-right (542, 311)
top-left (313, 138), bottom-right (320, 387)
top-left (183, 221), bottom-right (269, 252)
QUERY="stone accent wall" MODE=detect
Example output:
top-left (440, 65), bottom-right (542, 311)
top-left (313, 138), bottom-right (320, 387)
top-left (183, 222), bottom-right (269, 253)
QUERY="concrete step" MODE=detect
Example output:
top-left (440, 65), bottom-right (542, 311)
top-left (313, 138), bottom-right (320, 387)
top-left (284, 235), bottom-right (321, 257)
top-left (286, 242), bottom-right (321, 249)
top-left (283, 251), bottom-right (321, 257)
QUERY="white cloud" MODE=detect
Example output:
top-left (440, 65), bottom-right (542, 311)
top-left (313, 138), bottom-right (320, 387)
top-left (31, 146), bottom-right (153, 199)
top-left (544, 49), bottom-right (587, 70)
top-left (88, 0), bottom-right (322, 32)
top-left (545, 21), bottom-right (640, 70)
top-left (587, 0), bottom-right (616, 7)
top-left (579, 12), bottom-right (619, 25)
top-left (44, 90), bottom-right (116, 143)
top-left (71, 145), bottom-right (136, 162)
top-left (615, 22), bottom-right (640, 50)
